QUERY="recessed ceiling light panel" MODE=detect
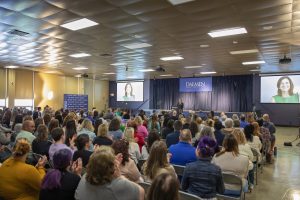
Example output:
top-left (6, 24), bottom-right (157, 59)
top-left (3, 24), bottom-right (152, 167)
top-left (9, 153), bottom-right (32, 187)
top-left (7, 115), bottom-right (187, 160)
top-left (61, 18), bottom-right (98, 31)
top-left (200, 44), bottom-right (210, 48)
top-left (208, 27), bottom-right (247, 38)
top-left (200, 71), bottom-right (217, 74)
top-left (110, 62), bottom-right (126, 66)
top-left (69, 53), bottom-right (91, 58)
top-left (122, 43), bottom-right (152, 49)
top-left (160, 74), bottom-right (173, 77)
top-left (72, 67), bottom-right (88, 70)
top-left (230, 49), bottom-right (259, 55)
top-left (242, 61), bottom-right (265, 65)
top-left (168, 0), bottom-right (194, 5)
top-left (184, 66), bottom-right (203, 69)
top-left (4, 65), bottom-right (19, 69)
top-left (160, 56), bottom-right (184, 61)
top-left (138, 69), bottom-right (155, 72)
top-left (103, 72), bottom-right (116, 75)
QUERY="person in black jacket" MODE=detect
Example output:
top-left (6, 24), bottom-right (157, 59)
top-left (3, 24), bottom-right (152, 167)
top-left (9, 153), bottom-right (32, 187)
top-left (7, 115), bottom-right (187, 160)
top-left (40, 149), bottom-right (82, 200)
top-left (32, 124), bottom-right (52, 159)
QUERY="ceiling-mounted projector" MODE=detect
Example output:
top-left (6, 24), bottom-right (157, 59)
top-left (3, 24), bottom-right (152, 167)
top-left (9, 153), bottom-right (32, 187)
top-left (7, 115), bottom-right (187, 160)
top-left (155, 65), bottom-right (166, 72)
top-left (279, 55), bottom-right (291, 64)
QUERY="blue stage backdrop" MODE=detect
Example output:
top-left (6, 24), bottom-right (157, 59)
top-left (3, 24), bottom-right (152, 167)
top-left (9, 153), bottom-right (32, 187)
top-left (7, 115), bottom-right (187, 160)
top-left (179, 77), bottom-right (212, 92)
top-left (64, 94), bottom-right (88, 111)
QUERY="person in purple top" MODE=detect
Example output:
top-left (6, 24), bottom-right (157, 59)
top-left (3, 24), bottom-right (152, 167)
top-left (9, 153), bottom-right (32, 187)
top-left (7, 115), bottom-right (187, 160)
top-left (49, 127), bottom-right (74, 161)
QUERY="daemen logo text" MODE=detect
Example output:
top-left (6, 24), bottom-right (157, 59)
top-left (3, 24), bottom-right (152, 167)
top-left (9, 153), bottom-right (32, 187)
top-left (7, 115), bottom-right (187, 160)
top-left (186, 81), bottom-right (206, 88)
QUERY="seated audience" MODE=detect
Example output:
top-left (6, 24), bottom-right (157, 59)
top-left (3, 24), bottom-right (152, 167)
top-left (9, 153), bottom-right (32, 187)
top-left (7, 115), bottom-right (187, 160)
top-left (214, 121), bottom-right (225, 146)
top-left (194, 125), bottom-right (215, 147)
top-left (212, 134), bottom-right (250, 195)
top-left (161, 119), bottom-right (174, 139)
top-left (240, 114), bottom-right (249, 128)
top-left (65, 120), bottom-right (77, 148)
top-left (127, 120), bottom-right (145, 151)
top-left (181, 136), bottom-right (224, 199)
top-left (93, 118), bottom-right (102, 135)
top-left (232, 129), bottom-right (254, 162)
top-left (78, 119), bottom-right (96, 150)
top-left (32, 124), bottom-right (52, 158)
top-left (142, 141), bottom-right (177, 182)
top-left (233, 119), bottom-right (241, 128)
top-left (34, 117), bottom-right (44, 136)
top-left (168, 129), bottom-right (197, 166)
top-left (141, 129), bottom-right (160, 160)
top-left (0, 139), bottom-right (47, 199)
top-left (222, 118), bottom-right (234, 135)
top-left (147, 173), bottom-right (180, 200)
top-left (40, 149), bottom-right (82, 200)
top-left (73, 134), bottom-right (93, 167)
top-left (93, 123), bottom-right (113, 146)
top-left (189, 121), bottom-right (199, 138)
top-left (148, 114), bottom-right (161, 134)
top-left (135, 116), bottom-right (148, 139)
top-left (43, 113), bottom-right (51, 127)
top-left (166, 120), bottom-right (182, 148)
top-left (112, 139), bottom-right (142, 183)
top-left (262, 114), bottom-right (276, 152)
top-left (49, 127), bottom-right (74, 160)
top-left (124, 127), bottom-right (140, 164)
top-left (75, 146), bottom-right (144, 200)
top-left (108, 117), bottom-right (123, 141)
top-left (16, 120), bottom-right (36, 144)
top-left (48, 119), bottom-right (59, 136)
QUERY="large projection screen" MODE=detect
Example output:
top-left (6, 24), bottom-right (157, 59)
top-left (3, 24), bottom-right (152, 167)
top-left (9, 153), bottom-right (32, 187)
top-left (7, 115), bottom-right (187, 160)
top-left (117, 81), bottom-right (144, 102)
top-left (261, 75), bottom-right (300, 103)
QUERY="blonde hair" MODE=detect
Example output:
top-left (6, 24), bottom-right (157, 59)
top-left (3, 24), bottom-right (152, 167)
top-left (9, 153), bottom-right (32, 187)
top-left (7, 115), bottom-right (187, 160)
top-left (80, 119), bottom-right (94, 132)
top-left (13, 139), bottom-right (30, 157)
top-left (124, 127), bottom-right (135, 143)
top-left (134, 116), bottom-right (143, 125)
top-left (97, 124), bottom-right (108, 137)
top-left (232, 128), bottom-right (246, 145)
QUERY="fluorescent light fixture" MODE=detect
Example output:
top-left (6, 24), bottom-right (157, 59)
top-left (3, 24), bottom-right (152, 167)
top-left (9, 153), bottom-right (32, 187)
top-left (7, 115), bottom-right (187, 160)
top-left (74, 74), bottom-right (82, 78)
top-left (110, 62), bottom-right (126, 66)
top-left (160, 56), bottom-right (184, 61)
top-left (184, 66), bottom-right (203, 69)
top-left (200, 44), bottom-right (209, 48)
top-left (103, 72), bottom-right (116, 75)
top-left (230, 49), bottom-right (259, 55)
top-left (208, 27), bottom-right (247, 38)
top-left (167, 0), bottom-right (194, 5)
top-left (138, 69), bottom-right (155, 72)
top-left (126, 76), bottom-right (138, 79)
top-left (72, 67), bottom-right (88, 70)
top-left (34, 61), bottom-right (47, 64)
top-left (160, 74), bottom-right (173, 77)
top-left (249, 69), bottom-right (260, 72)
top-left (200, 71), bottom-right (217, 74)
top-left (263, 26), bottom-right (273, 30)
top-left (60, 18), bottom-right (98, 31)
top-left (4, 65), bottom-right (19, 69)
top-left (69, 53), bottom-right (91, 58)
top-left (122, 43), bottom-right (152, 49)
top-left (242, 61), bottom-right (265, 65)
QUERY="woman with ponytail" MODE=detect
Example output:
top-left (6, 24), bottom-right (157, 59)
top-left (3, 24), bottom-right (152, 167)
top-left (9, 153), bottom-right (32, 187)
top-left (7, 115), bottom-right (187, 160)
top-left (181, 136), bottom-right (224, 199)
top-left (0, 138), bottom-right (47, 200)
top-left (40, 148), bottom-right (82, 200)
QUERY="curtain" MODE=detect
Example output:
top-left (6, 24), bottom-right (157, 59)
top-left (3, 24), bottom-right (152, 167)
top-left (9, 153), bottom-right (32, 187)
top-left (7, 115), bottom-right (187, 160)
top-left (150, 75), bottom-right (253, 112)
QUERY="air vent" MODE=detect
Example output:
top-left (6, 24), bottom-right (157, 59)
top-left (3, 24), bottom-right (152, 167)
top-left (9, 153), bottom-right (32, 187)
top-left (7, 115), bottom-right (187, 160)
top-left (7, 29), bottom-right (30, 37)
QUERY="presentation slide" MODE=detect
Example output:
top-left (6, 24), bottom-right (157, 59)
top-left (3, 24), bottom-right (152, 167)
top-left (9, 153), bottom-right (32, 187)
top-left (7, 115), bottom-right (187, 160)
top-left (261, 75), bottom-right (300, 103)
top-left (117, 81), bottom-right (144, 102)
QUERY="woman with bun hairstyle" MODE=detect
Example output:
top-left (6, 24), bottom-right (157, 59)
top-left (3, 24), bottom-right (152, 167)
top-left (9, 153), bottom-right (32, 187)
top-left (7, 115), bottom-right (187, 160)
top-left (0, 139), bottom-right (47, 200)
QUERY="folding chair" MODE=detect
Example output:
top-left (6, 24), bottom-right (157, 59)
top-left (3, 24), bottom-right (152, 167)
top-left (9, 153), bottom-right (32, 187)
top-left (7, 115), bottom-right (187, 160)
top-left (179, 191), bottom-right (202, 200)
top-left (172, 164), bottom-right (186, 177)
top-left (250, 148), bottom-right (261, 185)
top-left (217, 172), bottom-right (245, 200)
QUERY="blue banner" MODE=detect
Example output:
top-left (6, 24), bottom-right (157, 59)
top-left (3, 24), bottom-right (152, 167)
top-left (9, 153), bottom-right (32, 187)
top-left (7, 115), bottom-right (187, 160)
top-left (64, 94), bottom-right (88, 111)
top-left (179, 77), bottom-right (212, 92)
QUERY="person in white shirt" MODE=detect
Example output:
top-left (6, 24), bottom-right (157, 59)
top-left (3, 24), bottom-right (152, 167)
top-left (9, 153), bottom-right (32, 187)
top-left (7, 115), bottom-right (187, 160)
top-left (212, 134), bottom-right (250, 196)
top-left (124, 127), bottom-right (140, 164)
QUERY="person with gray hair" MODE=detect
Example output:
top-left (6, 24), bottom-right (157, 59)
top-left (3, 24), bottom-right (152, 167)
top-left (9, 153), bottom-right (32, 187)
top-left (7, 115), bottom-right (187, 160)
top-left (168, 129), bottom-right (197, 166)
top-left (223, 118), bottom-right (234, 135)
top-left (232, 114), bottom-right (239, 121)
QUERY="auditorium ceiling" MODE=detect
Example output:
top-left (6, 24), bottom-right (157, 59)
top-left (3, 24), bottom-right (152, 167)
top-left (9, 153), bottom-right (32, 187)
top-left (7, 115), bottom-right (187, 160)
top-left (0, 0), bottom-right (300, 80)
